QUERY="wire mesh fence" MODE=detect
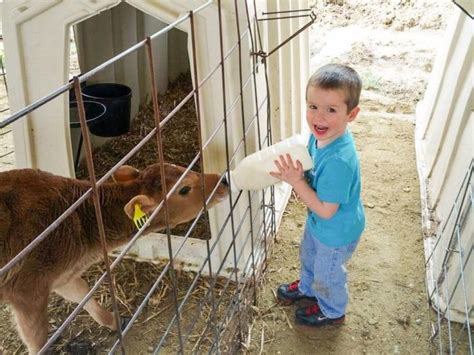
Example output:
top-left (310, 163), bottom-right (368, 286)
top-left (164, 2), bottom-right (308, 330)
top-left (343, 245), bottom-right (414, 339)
top-left (425, 160), bottom-right (473, 355)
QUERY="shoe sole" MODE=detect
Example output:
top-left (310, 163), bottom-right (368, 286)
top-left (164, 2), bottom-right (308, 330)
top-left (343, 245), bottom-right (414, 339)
top-left (277, 295), bottom-right (317, 306)
top-left (276, 295), bottom-right (296, 306)
top-left (295, 317), bottom-right (345, 328)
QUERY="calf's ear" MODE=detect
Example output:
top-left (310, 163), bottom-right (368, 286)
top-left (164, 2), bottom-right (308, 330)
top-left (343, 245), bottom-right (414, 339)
top-left (124, 195), bottom-right (157, 219)
top-left (113, 166), bottom-right (140, 182)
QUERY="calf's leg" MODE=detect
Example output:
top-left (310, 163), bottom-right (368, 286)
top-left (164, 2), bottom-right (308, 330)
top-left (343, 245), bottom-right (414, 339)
top-left (10, 294), bottom-right (49, 354)
top-left (54, 276), bottom-right (118, 330)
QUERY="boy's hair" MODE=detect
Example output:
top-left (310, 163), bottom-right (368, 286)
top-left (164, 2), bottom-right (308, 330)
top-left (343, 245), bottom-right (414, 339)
top-left (307, 64), bottom-right (362, 112)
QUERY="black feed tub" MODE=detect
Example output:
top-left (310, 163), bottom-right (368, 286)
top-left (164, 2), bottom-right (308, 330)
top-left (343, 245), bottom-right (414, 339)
top-left (81, 83), bottom-right (132, 137)
top-left (69, 83), bottom-right (132, 170)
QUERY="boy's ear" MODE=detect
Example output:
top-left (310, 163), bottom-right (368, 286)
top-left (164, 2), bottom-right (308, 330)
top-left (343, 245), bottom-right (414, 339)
top-left (347, 106), bottom-right (360, 122)
top-left (113, 165), bottom-right (140, 182)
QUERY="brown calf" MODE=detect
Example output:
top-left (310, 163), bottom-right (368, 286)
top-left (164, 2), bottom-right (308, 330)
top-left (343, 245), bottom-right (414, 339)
top-left (0, 163), bottom-right (228, 354)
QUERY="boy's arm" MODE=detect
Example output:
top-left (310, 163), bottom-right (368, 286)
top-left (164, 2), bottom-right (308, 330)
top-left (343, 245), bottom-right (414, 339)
top-left (292, 179), bottom-right (339, 219)
top-left (270, 154), bottom-right (339, 220)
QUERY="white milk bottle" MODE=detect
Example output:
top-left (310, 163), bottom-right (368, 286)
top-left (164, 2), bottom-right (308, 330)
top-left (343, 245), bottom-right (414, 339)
top-left (227, 134), bottom-right (312, 191)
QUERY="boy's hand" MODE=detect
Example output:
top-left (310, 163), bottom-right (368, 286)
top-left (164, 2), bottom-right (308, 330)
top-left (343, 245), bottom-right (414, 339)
top-left (270, 154), bottom-right (305, 186)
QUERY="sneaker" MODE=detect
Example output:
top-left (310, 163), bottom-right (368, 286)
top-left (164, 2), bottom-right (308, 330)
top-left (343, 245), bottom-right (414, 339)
top-left (277, 280), bottom-right (316, 305)
top-left (295, 303), bottom-right (345, 327)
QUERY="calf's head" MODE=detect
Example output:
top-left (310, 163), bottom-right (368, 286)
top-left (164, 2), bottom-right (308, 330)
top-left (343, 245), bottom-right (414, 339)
top-left (115, 163), bottom-right (228, 232)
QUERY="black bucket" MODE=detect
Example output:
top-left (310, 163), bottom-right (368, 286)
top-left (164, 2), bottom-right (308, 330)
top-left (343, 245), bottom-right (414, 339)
top-left (69, 101), bottom-right (107, 170)
top-left (81, 83), bottom-right (132, 137)
top-left (69, 101), bottom-right (107, 129)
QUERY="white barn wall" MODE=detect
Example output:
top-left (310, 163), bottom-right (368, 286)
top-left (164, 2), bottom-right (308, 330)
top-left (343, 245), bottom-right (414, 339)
top-left (299, 0), bottom-right (310, 138)
top-left (276, 0), bottom-right (292, 140)
top-left (2, 0), bottom-right (120, 177)
top-left (415, 7), bottom-right (473, 323)
top-left (266, 0), bottom-right (282, 142)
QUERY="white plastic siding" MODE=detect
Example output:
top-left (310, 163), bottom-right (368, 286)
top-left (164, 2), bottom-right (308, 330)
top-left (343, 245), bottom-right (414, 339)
top-left (415, 7), bottom-right (473, 324)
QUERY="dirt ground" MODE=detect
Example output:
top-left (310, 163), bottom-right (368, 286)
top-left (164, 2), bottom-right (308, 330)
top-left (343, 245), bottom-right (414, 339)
top-left (245, 0), bottom-right (457, 354)
top-left (0, 0), bottom-right (464, 354)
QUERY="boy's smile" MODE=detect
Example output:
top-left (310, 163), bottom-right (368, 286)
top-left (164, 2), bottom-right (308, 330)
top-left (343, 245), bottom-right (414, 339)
top-left (306, 86), bottom-right (359, 148)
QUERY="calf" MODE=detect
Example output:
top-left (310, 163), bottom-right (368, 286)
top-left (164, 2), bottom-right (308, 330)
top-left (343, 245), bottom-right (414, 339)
top-left (0, 163), bottom-right (228, 354)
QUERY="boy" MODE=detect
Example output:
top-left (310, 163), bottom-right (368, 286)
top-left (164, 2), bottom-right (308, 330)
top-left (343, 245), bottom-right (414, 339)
top-left (270, 63), bottom-right (365, 327)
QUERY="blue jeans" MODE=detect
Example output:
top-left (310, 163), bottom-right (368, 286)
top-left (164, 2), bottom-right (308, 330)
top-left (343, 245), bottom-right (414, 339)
top-left (298, 224), bottom-right (359, 318)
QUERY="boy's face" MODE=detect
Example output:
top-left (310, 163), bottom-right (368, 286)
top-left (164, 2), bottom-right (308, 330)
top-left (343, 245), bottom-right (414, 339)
top-left (306, 85), bottom-right (360, 147)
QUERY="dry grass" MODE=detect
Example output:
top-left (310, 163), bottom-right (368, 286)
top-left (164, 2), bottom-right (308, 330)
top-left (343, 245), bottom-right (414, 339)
top-left (45, 259), bottom-right (237, 353)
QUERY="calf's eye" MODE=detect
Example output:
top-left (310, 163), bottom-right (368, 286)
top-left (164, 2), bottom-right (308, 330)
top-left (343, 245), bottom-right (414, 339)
top-left (179, 186), bottom-right (191, 195)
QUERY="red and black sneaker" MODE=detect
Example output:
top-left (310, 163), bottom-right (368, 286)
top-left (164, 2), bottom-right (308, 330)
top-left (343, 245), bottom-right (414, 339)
top-left (276, 280), bottom-right (316, 305)
top-left (295, 303), bottom-right (345, 327)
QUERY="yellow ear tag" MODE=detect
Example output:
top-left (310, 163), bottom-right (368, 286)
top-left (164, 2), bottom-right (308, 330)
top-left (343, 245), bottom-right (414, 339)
top-left (133, 203), bottom-right (148, 230)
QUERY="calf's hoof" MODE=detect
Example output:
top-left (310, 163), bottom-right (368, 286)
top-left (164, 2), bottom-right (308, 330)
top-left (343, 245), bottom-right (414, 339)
top-left (119, 316), bottom-right (131, 331)
top-left (66, 339), bottom-right (95, 355)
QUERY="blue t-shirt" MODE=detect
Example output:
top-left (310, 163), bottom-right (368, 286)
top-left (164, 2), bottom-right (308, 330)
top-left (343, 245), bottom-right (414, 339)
top-left (305, 130), bottom-right (365, 247)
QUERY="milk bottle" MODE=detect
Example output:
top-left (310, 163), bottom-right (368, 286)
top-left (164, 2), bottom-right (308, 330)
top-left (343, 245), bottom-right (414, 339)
top-left (227, 134), bottom-right (312, 192)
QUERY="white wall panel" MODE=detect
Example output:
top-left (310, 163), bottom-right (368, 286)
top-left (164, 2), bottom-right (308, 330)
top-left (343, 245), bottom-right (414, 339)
top-left (415, 7), bottom-right (473, 324)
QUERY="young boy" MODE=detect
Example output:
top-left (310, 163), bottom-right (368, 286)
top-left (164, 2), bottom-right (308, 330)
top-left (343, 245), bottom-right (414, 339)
top-left (270, 63), bottom-right (365, 327)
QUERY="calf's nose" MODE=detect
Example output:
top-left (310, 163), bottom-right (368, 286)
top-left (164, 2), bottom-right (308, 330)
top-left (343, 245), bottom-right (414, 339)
top-left (222, 174), bottom-right (229, 187)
